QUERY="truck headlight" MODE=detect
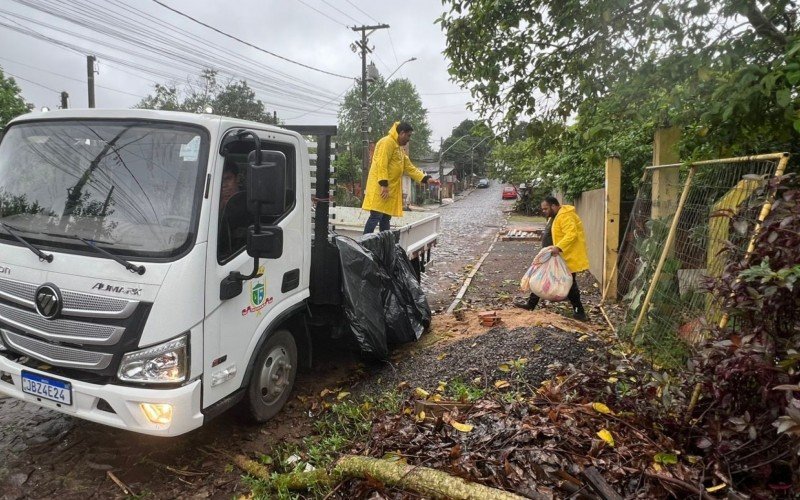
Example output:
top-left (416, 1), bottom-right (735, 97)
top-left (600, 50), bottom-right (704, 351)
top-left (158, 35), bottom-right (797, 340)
top-left (118, 335), bottom-right (188, 384)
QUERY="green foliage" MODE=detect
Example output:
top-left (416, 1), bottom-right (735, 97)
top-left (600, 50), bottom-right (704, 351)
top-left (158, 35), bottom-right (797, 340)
top-left (251, 391), bottom-right (402, 499)
top-left (447, 379), bottom-right (485, 402)
top-left (440, 119), bottom-right (494, 177)
top-left (136, 69), bottom-right (278, 124)
top-left (333, 150), bottom-right (360, 185)
top-left (619, 218), bottom-right (692, 366)
top-left (337, 76), bottom-right (432, 162)
top-left (440, 1), bottom-right (800, 198)
top-left (0, 68), bottom-right (33, 130)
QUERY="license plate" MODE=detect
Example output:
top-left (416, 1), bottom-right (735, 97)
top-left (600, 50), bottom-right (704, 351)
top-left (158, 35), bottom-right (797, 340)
top-left (21, 371), bottom-right (72, 405)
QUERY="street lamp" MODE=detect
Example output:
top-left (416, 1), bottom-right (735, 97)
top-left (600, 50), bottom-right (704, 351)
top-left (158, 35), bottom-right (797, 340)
top-left (469, 135), bottom-right (493, 180)
top-left (368, 57), bottom-right (417, 100)
top-left (438, 134), bottom-right (471, 203)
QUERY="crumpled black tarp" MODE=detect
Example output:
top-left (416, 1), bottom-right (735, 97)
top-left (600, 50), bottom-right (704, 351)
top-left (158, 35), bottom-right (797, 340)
top-left (335, 232), bottom-right (432, 359)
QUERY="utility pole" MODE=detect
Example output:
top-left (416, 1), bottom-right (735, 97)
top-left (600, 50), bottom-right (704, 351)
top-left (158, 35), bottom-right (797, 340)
top-left (351, 24), bottom-right (389, 191)
top-left (438, 137), bottom-right (444, 203)
top-left (60, 91), bottom-right (69, 109)
top-left (87, 55), bottom-right (96, 108)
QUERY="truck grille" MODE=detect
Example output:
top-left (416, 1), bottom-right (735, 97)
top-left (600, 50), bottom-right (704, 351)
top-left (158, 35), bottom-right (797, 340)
top-left (0, 276), bottom-right (138, 319)
top-left (0, 277), bottom-right (148, 377)
top-left (1, 329), bottom-right (113, 370)
top-left (0, 303), bottom-right (124, 345)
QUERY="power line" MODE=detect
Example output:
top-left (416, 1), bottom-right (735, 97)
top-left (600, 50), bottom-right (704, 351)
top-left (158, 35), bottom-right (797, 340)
top-left (283, 83), bottom-right (354, 121)
top-left (344, 0), bottom-right (379, 23)
top-left (421, 91), bottom-right (471, 95)
top-left (1, 2), bottom-right (345, 107)
top-left (0, 18), bottom-right (341, 116)
top-left (5, 0), bottom-right (344, 104)
top-left (0, 1), bottom-right (350, 117)
top-left (0, 55), bottom-right (144, 97)
top-left (295, 0), bottom-right (349, 28)
top-left (2, 70), bottom-right (60, 93)
top-left (387, 30), bottom-right (400, 67)
top-left (150, 0), bottom-right (352, 79)
top-left (320, 0), bottom-right (361, 24)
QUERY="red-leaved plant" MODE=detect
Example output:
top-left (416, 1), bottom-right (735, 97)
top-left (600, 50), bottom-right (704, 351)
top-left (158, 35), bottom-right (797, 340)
top-left (698, 173), bottom-right (799, 491)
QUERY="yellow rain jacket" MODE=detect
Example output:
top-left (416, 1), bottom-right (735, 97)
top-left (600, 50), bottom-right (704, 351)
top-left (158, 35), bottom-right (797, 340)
top-left (362, 122), bottom-right (427, 217)
top-left (551, 205), bottom-right (590, 273)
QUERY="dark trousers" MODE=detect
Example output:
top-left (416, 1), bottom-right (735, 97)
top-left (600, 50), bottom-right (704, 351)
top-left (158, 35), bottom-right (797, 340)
top-left (528, 273), bottom-right (583, 311)
top-left (363, 210), bottom-right (391, 234)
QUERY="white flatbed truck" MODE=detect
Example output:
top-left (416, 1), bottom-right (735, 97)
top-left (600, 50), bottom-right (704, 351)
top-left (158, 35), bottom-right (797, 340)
top-left (0, 109), bottom-right (439, 436)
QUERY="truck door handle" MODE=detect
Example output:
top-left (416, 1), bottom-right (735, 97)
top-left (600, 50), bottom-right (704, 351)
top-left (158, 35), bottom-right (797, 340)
top-left (282, 269), bottom-right (300, 293)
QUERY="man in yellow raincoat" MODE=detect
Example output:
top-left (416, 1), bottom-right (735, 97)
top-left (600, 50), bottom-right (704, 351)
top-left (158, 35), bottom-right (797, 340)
top-left (362, 122), bottom-right (437, 233)
top-left (518, 196), bottom-right (590, 320)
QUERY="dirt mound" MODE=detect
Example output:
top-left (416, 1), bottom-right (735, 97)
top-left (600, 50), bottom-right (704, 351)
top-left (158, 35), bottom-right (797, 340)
top-left (429, 308), bottom-right (597, 342)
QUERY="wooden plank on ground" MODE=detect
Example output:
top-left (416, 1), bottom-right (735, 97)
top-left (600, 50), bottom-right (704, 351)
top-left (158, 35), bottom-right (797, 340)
top-left (582, 467), bottom-right (623, 500)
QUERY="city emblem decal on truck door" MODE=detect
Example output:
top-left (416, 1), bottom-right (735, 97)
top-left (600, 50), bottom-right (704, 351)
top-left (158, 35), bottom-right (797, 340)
top-left (242, 265), bottom-right (273, 317)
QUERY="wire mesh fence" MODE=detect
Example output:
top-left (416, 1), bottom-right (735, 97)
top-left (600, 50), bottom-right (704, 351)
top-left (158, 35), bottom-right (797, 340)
top-left (614, 154), bottom-right (788, 367)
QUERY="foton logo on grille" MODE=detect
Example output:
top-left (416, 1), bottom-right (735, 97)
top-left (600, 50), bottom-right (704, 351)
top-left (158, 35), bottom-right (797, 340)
top-left (0, 266), bottom-right (9, 275)
top-left (91, 282), bottom-right (142, 296)
top-left (35, 284), bottom-right (63, 319)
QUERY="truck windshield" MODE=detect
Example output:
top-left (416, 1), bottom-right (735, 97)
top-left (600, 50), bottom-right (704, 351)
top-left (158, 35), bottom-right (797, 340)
top-left (0, 120), bottom-right (208, 259)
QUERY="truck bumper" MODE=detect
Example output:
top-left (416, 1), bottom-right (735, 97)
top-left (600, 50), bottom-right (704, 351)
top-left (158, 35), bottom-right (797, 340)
top-left (0, 357), bottom-right (204, 437)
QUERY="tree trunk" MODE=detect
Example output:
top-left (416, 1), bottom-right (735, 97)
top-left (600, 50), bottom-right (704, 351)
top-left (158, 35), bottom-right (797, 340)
top-left (270, 454), bottom-right (531, 499)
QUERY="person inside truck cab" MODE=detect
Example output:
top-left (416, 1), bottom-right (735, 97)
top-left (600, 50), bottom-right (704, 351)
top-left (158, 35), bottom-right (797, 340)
top-left (362, 121), bottom-right (439, 233)
top-left (221, 158), bottom-right (240, 209)
top-left (218, 157), bottom-right (248, 259)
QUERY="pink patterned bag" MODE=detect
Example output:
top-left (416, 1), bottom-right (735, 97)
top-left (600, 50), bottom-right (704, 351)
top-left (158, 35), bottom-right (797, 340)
top-left (524, 246), bottom-right (573, 301)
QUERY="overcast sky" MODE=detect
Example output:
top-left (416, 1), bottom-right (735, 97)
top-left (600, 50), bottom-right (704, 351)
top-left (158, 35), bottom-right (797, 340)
top-left (0, 0), bottom-right (476, 147)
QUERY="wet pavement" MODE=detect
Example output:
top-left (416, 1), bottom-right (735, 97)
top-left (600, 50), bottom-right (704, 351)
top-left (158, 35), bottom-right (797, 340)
top-left (421, 182), bottom-right (514, 311)
top-left (0, 182), bottom-right (514, 499)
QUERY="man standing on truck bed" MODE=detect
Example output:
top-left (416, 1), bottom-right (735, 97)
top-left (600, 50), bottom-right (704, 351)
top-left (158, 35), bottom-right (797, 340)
top-left (362, 121), bottom-right (437, 233)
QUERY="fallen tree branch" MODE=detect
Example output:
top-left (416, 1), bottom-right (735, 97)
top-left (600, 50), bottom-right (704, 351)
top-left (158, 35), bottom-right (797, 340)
top-left (270, 454), bottom-right (532, 499)
top-left (106, 470), bottom-right (133, 496)
top-left (230, 454), bottom-right (272, 482)
top-left (204, 446), bottom-right (272, 482)
top-left (644, 471), bottom-right (714, 500)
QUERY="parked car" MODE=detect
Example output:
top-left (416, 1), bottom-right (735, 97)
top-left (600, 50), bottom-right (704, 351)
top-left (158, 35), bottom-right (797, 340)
top-left (502, 185), bottom-right (518, 199)
top-left (477, 178), bottom-right (490, 188)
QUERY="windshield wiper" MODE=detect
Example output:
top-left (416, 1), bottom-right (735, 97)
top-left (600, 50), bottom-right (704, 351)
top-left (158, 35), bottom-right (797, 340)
top-left (0, 222), bottom-right (54, 262)
top-left (75, 236), bottom-right (146, 275)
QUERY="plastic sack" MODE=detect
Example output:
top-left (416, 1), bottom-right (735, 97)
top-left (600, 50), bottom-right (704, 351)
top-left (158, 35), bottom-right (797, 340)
top-left (527, 246), bottom-right (573, 301)
top-left (360, 233), bottom-right (431, 345)
top-left (335, 236), bottom-right (389, 359)
top-left (519, 264), bottom-right (534, 292)
top-left (335, 232), bottom-right (432, 360)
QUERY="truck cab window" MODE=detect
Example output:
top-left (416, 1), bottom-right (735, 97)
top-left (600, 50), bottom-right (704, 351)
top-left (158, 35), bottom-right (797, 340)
top-left (217, 138), bottom-right (297, 263)
top-left (218, 157), bottom-right (248, 261)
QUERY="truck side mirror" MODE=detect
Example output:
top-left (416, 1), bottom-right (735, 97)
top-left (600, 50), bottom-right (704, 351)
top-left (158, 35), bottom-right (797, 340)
top-left (246, 150), bottom-right (286, 217)
top-left (247, 226), bottom-right (283, 259)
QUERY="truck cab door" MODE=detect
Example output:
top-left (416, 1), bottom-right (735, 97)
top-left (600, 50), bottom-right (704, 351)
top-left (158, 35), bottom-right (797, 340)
top-left (202, 130), bottom-right (307, 409)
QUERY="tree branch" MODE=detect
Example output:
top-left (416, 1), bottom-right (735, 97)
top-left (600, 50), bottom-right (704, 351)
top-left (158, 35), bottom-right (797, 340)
top-left (743, 1), bottom-right (789, 47)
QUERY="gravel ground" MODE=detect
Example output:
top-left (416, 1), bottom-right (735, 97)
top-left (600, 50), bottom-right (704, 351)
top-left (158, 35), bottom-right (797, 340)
top-left (355, 322), bottom-right (600, 396)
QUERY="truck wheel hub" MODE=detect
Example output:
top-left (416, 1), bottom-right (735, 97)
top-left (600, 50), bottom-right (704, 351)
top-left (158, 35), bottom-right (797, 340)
top-left (259, 347), bottom-right (292, 404)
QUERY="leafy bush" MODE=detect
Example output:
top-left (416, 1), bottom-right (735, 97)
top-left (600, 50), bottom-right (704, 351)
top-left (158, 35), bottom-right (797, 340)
top-left (694, 173), bottom-right (800, 486)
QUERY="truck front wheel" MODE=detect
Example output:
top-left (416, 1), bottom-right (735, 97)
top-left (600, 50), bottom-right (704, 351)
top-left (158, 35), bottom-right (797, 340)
top-left (247, 329), bottom-right (298, 422)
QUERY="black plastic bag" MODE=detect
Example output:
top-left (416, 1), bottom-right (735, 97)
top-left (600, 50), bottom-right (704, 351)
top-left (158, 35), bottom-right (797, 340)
top-left (334, 236), bottom-right (388, 359)
top-left (337, 232), bottom-right (432, 357)
top-left (391, 244), bottom-right (431, 331)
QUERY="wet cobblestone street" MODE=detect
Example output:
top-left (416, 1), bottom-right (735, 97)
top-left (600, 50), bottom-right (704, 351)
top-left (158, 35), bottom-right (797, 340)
top-left (422, 182), bottom-right (513, 311)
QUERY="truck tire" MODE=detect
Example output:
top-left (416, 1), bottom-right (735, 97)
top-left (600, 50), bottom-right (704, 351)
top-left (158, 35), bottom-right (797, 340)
top-left (246, 329), bottom-right (298, 422)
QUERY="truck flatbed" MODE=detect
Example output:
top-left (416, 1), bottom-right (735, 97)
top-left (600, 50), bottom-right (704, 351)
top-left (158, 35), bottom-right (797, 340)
top-left (330, 206), bottom-right (440, 257)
